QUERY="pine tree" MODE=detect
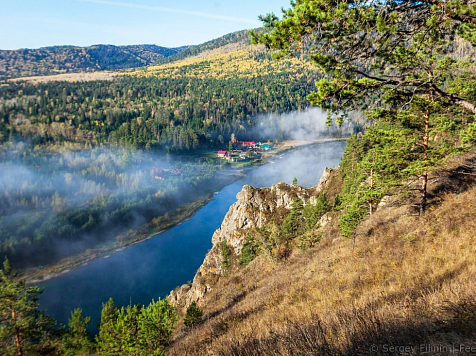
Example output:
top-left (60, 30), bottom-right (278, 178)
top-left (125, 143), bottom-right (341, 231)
top-left (96, 298), bottom-right (177, 356)
top-left (281, 197), bottom-right (304, 238)
top-left (366, 96), bottom-right (464, 215)
top-left (338, 96), bottom-right (465, 236)
top-left (303, 193), bottom-right (331, 230)
top-left (0, 257), bottom-right (55, 356)
top-left (114, 305), bottom-right (141, 355)
top-left (252, 0), bottom-right (476, 117)
top-left (138, 299), bottom-right (178, 354)
top-left (183, 302), bottom-right (203, 328)
top-left (96, 298), bottom-right (120, 356)
top-left (61, 308), bottom-right (94, 355)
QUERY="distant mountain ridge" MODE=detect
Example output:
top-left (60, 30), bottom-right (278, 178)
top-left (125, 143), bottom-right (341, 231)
top-left (154, 29), bottom-right (254, 65)
top-left (0, 44), bottom-right (187, 79)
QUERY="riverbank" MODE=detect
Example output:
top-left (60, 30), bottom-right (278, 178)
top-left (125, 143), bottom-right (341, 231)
top-left (22, 138), bottom-right (346, 284)
top-left (36, 139), bottom-right (348, 332)
top-left (25, 197), bottom-right (214, 284)
top-left (266, 138), bottom-right (347, 156)
top-left (23, 169), bottom-right (247, 284)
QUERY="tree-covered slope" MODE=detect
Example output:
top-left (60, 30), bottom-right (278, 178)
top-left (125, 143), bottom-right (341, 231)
top-left (154, 29), bottom-right (253, 65)
top-left (0, 44), bottom-right (185, 79)
top-left (0, 31), bottom-right (323, 270)
top-left (0, 38), bottom-right (322, 150)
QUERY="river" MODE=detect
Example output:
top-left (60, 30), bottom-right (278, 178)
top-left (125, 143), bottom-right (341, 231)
top-left (39, 140), bottom-right (346, 332)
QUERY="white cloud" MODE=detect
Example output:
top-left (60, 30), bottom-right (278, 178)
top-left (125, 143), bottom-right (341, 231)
top-left (78, 0), bottom-right (260, 24)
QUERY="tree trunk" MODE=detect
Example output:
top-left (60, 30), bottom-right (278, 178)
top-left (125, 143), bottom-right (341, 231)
top-left (420, 171), bottom-right (428, 216)
top-left (420, 110), bottom-right (430, 216)
top-left (369, 168), bottom-right (374, 216)
top-left (430, 85), bottom-right (476, 115)
top-left (12, 307), bottom-right (23, 356)
top-left (455, 98), bottom-right (476, 114)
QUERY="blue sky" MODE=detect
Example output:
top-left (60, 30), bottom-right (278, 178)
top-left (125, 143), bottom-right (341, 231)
top-left (0, 0), bottom-right (290, 50)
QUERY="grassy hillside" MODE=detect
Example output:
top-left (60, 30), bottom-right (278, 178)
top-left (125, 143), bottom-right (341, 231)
top-left (168, 151), bottom-right (476, 355)
top-left (0, 44), bottom-right (185, 79)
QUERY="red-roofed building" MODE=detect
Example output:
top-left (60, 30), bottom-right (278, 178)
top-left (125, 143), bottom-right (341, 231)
top-left (236, 141), bottom-right (256, 148)
top-left (217, 150), bottom-right (227, 158)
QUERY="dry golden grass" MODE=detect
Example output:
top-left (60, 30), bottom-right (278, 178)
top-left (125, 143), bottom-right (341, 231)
top-left (126, 45), bottom-right (319, 81)
top-left (9, 71), bottom-right (117, 83)
top-left (168, 156), bottom-right (476, 355)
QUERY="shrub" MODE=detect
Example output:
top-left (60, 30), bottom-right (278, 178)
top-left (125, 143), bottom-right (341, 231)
top-left (221, 241), bottom-right (232, 269)
top-left (240, 233), bottom-right (260, 267)
top-left (183, 302), bottom-right (203, 328)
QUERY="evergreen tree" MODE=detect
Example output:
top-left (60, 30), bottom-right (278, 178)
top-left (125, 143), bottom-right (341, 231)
top-left (240, 232), bottom-right (261, 266)
top-left (338, 97), bottom-right (465, 235)
top-left (96, 298), bottom-right (120, 355)
top-left (96, 298), bottom-right (177, 356)
top-left (252, 0), bottom-right (476, 117)
top-left (61, 308), bottom-right (94, 356)
top-left (303, 193), bottom-right (331, 230)
top-left (137, 299), bottom-right (178, 355)
top-left (281, 197), bottom-right (304, 238)
top-left (114, 305), bottom-right (141, 355)
top-left (254, 0), bottom-right (476, 238)
top-left (221, 241), bottom-right (232, 269)
top-left (183, 302), bottom-right (203, 328)
top-left (0, 257), bottom-right (55, 356)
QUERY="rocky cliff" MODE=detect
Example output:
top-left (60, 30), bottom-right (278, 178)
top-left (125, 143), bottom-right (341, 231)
top-left (169, 168), bottom-right (335, 309)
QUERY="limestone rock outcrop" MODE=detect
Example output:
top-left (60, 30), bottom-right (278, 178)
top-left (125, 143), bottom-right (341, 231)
top-left (169, 168), bottom-right (335, 309)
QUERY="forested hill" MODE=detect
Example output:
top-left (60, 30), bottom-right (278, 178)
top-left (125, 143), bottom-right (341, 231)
top-left (0, 32), bottom-right (324, 150)
top-left (0, 44), bottom-right (186, 79)
top-left (155, 29), bottom-right (253, 65)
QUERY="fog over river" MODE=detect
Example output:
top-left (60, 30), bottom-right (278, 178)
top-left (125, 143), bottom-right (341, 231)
top-left (39, 140), bottom-right (346, 332)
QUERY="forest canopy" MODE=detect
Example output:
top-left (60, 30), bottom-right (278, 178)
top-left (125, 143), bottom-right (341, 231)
top-left (253, 0), bottom-right (476, 230)
top-left (253, 0), bottom-right (476, 116)
top-left (0, 46), bottom-right (322, 151)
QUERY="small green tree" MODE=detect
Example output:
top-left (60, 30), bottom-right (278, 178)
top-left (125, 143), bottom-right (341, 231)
top-left (0, 257), bottom-right (56, 356)
top-left (240, 233), bottom-right (260, 266)
top-left (281, 197), bottom-right (304, 239)
top-left (221, 241), bottom-right (232, 269)
top-left (114, 305), bottom-right (141, 355)
top-left (338, 96), bottom-right (466, 237)
top-left (183, 302), bottom-right (203, 328)
top-left (338, 202), bottom-right (367, 239)
top-left (366, 96), bottom-right (464, 215)
top-left (96, 298), bottom-right (120, 355)
top-left (137, 299), bottom-right (178, 355)
top-left (61, 308), bottom-right (94, 355)
top-left (96, 298), bottom-right (177, 356)
top-left (303, 193), bottom-right (331, 230)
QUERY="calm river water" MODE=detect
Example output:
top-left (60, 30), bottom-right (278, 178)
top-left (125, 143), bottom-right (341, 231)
top-left (39, 140), bottom-right (346, 332)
